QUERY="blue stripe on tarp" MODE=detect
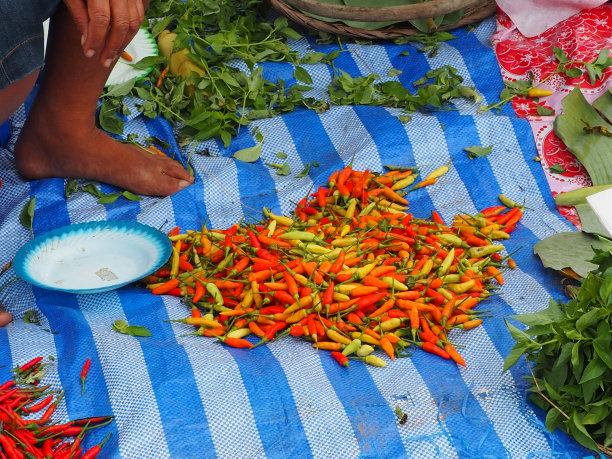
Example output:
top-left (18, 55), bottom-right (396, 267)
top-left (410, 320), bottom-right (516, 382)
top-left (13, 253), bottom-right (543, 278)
top-left (233, 346), bottom-right (313, 458)
top-left (0, 328), bottom-right (11, 374)
top-left (118, 289), bottom-right (213, 457)
top-left (30, 179), bottom-right (72, 232)
top-left (0, 123), bottom-right (9, 148)
top-left (320, 355), bottom-right (407, 457)
top-left (33, 288), bottom-right (121, 453)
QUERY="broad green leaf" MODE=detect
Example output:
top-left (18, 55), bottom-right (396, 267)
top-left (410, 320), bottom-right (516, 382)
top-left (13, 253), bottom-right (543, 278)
top-left (579, 356), bottom-right (606, 384)
top-left (277, 163), bottom-right (290, 176)
top-left (280, 26), bottom-right (301, 41)
top-left (20, 197), bottom-right (36, 236)
top-left (569, 412), bottom-right (599, 451)
top-left (554, 87), bottom-right (612, 186)
top-left (105, 78), bottom-right (137, 97)
top-left (505, 320), bottom-right (535, 346)
top-left (388, 69), bottom-right (403, 77)
top-left (502, 346), bottom-right (525, 373)
top-left (301, 52), bottom-right (326, 65)
top-left (233, 144), bottom-right (262, 163)
top-left (555, 184), bottom-right (612, 206)
top-left (593, 322), bottom-right (612, 369)
top-left (549, 342), bottom-right (573, 389)
top-left (98, 99), bottom-right (124, 135)
top-left (576, 308), bottom-right (598, 332)
top-left (563, 67), bottom-right (582, 78)
top-left (275, 152), bottom-right (287, 159)
top-left (294, 67), bottom-right (313, 85)
top-left (97, 193), bottom-right (120, 205)
top-left (553, 46), bottom-right (568, 63)
top-left (575, 203), bottom-right (611, 237)
top-left (464, 145), bottom-right (493, 160)
top-left (592, 89), bottom-right (612, 121)
top-left (131, 56), bottom-right (166, 71)
top-left (582, 405), bottom-right (608, 425)
top-left (533, 232), bottom-right (607, 277)
top-left (545, 408), bottom-right (563, 433)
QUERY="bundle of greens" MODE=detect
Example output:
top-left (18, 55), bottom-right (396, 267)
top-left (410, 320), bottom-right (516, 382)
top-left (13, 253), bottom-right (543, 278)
top-left (98, 0), bottom-right (480, 147)
top-left (504, 238), bottom-right (612, 455)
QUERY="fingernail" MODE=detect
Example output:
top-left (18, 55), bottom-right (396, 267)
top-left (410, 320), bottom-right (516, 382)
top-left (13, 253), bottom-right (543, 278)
top-left (178, 180), bottom-right (192, 190)
top-left (104, 58), bottom-right (113, 68)
top-left (85, 49), bottom-right (95, 58)
top-left (81, 35), bottom-right (85, 46)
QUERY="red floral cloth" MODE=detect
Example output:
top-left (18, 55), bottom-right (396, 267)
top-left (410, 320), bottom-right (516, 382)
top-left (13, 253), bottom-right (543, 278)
top-left (491, 4), bottom-right (612, 226)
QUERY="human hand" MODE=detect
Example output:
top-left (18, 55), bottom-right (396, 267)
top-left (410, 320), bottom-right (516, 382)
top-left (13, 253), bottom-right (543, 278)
top-left (63, 0), bottom-right (146, 68)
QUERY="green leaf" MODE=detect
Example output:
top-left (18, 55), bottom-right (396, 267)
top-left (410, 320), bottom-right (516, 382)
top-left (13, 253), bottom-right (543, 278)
top-left (296, 163), bottom-right (310, 178)
top-left (398, 115), bottom-right (412, 123)
top-left (277, 163), bottom-right (290, 176)
top-left (579, 356), bottom-right (606, 384)
top-left (399, 51), bottom-right (410, 57)
top-left (98, 99), bottom-right (124, 135)
top-left (233, 144), bottom-right (262, 163)
top-left (569, 411), bottom-right (600, 451)
top-left (537, 105), bottom-right (555, 116)
top-left (576, 308), bottom-right (598, 332)
top-left (275, 152), bottom-right (287, 159)
top-left (549, 163), bottom-right (566, 174)
top-left (553, 46), bottom-right (568, 63)
top-left (301, 52), bottom-right (326, 65)
top-left (20, 197), bottom-right (35, 236)
top-left (294, 67), bottom-right (313, 85)
top-left (563, 67), bottom-right (583, 78)
top-left (131, 56), bottom-right (166, 71)
top-left (97, 193), bottom-right (120, 205)
top-left (533, 231), bottom-right (607, 277)
top-left (280, 26), bottom-right (301, 41)
top-left (105, 78), bottom-right (137, 97)
top-left (23, 310), bottom-right (40, 326)
top-left (388, 68), bottom-right (403, 77)
top-left (122, 191), bottom-right (143, 201)
top-left (464, 145), bottom-right (493, 159)
top-left (65, 180), bottom-right (79, 199)
top-left (545, 407), bottom-right (563, 433)
top-left (593, 322), bottom-right (612, 369)
top-left (502, 345), bottom-right (525, 373)
top-left (112, 320), bottom-right (152, 337)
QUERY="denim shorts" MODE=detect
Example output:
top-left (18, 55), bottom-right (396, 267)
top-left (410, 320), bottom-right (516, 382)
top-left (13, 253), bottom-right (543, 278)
top-left (0, 0), bottom-right (62, 90)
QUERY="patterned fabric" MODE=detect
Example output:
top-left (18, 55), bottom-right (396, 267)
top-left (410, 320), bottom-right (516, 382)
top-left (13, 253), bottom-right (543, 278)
top-left (492, 3), bottom-right (612, 227)
top-left (0, 16), bottom-right (595, 458)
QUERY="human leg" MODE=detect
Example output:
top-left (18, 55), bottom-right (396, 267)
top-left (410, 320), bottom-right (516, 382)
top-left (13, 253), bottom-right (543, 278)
top-left (14, 3), bottom-right (194, 196)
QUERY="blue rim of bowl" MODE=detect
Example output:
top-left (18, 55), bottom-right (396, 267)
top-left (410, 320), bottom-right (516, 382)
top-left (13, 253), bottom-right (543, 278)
top-left (13, 221), bottom-right (172, 294)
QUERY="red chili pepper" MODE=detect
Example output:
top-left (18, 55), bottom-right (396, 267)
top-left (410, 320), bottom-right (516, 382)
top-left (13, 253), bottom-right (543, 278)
top-left (272, 290), bottom-right (294, 305)
top-left (156, 68), bottom-right (168, 88)
top-left (167, 226), bottom-right (180, 237)
top-left (290, 325), bottom-right (304, 336)
top-left (431, 211), bottom-right (444, 225)
top-left (0, 381), bottom-right (14, 391)
top-left (24, 394), bottom-right (53, 413)
top-left (356, 292), bottom-right (387, 312)
top-left (421, 342), bottom-right (450, 359)
top-left (316, 186), bottom-right (328, 208)
top-left (259, 306), bottom-right (286, 315)
top-left (223, 337), bottom-right (253, 349)
top-left (257, 248), bottom-right (276, 262)
top-left (80, 359), bottom-right (91, 396)
top-left (193, 279), bottom-right (205, 303)
top-left (322, 282), bottom-right (335, 306)
top-left (80, 432), bottom-right (111, 459)
top-left (331, 351), bottom-right (349, 367)
top-left (0, 388), bottom-right (18, 403)
top-left (264, 321), bottom-right (287, 341)
top-left (19, 357), bottom-right (43, 372)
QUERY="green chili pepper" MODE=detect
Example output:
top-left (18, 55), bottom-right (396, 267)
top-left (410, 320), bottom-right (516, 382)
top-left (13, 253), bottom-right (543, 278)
top-left (355, 344), bottom-right (375, 357)
top-left (498, 194), bottom-right (522, 209)
top-left (468, 245), bottom-right (505, 258)
top-left (341, 338), bottom-right (361, 356)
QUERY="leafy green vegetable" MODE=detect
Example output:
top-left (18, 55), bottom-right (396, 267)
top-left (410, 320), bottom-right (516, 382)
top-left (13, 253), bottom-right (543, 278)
top-left (554, 87), bottom-right (612, 187)
top-left (275, 152), bottom-right (287, 159)
top-left (122, 191), bottom-right (143, 201)
top-left (233, 144), bottom-right (262, 163)
top-left (277, 163), bottom-right (290, 176)
top-left (549, 163), bottom-right (566, 174)
top-left (20, 197), bottom-right (35, 237)
top-left (464, 145), bottom-right (493, 159)
top-left (112, 319), bottom-right (152, 337)
top-left (574, 203), bottom-right (611, 238)
top-left (294, 67), bottom-right (313, 85)
top-left (504, 241), bottom-right (612, 454)
top-left (80, 184), bottom-right (120, 205)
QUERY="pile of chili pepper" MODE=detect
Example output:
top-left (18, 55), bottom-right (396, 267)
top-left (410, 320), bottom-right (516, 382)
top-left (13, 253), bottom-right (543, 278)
top-left (0, 357), bottom-right (113, 459)
top-left (145, 165), bottom-right (522, 368)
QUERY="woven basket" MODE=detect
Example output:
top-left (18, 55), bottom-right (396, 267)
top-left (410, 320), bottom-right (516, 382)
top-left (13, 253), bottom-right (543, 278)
top-left (270, 0), bottom-right (497, 39)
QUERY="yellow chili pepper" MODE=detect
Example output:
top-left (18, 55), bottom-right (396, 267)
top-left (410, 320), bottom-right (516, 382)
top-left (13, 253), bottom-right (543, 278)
top-left (527, 88), bottom-right (554, 98)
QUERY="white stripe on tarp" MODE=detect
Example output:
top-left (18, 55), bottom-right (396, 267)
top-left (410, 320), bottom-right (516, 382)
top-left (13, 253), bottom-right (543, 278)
top-left (78, 293), bottom-right (171, 459)
top-left (266, 339), bottom-right (360, 459)
top-left (319, 106), bottom-right (383, 173)
top-left (402, 112), bottom-right (477, 223)
top-left (473, 116), bottom-right (574, 238)
top-left (473, 16), bottom-right (497, 49)
top-left (165, 296), bottom-right (265, 458)
top-left (199, 157), bottom-right (245, 229)
top-left (250, 117), bottom-right (313, 215)
top-left (402, 114), bottom-right (552, 457)
top-left (366, 361), bottom-right (457, 458)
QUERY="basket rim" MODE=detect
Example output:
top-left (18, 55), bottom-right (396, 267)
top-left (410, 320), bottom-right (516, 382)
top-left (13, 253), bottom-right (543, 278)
top-left (281, 0), bottom-right (486, 22)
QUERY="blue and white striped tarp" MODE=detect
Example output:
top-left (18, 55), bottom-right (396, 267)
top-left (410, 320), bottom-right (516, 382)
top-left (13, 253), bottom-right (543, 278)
top-left (0, 17), bottom-right (595, 458)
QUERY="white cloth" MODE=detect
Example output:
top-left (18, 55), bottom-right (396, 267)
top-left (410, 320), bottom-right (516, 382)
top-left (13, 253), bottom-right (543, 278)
top-left (495, 0), bottom-right (608, 37)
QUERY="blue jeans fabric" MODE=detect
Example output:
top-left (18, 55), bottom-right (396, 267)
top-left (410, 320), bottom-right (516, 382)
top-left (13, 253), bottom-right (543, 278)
top-left (0, 0), bottom-right (62, 90)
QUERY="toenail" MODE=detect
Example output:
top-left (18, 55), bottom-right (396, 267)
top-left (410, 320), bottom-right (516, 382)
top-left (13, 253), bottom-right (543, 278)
top-left (178, 180), bottom-right (191, 190)
top-left (86, 49), bottom-right (95, 58)
top-left (104, 59), bottom-right (113, 68)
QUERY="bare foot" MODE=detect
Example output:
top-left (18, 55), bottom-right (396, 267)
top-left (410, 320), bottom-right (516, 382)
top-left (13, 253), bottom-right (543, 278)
top-left (0, 306), bottom-right (12, 327)
top-left (15, 120), bottom-right (194, 197)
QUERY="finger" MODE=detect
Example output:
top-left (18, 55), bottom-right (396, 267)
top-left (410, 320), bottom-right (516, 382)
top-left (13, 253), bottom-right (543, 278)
top-left (83, 0), bottom-right (111, 60)
top-left (63, 0), bottom-right (89, 48)
top-left (99, 0), bottom-right (131, 68)
top-left (122, 0), bottom-right (144, 50)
